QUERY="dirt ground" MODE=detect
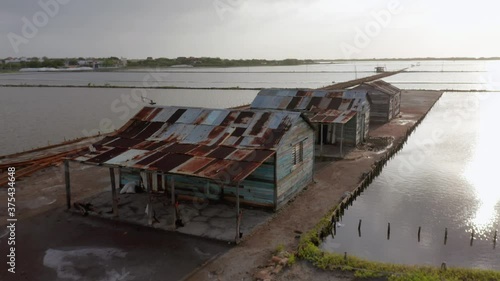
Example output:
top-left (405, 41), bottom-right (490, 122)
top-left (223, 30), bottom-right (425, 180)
top-left (0, 90), bottom-right (443, 281)
top-left (186, 90), bottom-right (443, 281)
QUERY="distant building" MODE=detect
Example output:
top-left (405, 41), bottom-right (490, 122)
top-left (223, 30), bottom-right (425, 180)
top-left (352, 80), bottom-right (401, 123)
top-left (250, 89), bottom-right (371, 156)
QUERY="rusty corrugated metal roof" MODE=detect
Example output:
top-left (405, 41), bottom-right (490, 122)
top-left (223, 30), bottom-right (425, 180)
top-left (363, 80), bottom-right (400, 96)
top-left (309, 110), bottom-right (357, 124)
top-left (73, 106), bottom-right (306, 183)
top-left (251, 89), bottom-right (368, 124)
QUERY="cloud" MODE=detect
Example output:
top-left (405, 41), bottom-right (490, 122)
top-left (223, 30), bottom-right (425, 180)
top-left (1, 0), bottom-right (499, 59)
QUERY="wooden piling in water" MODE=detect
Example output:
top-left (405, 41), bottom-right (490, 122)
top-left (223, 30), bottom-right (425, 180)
top-left (418, 226), bottom-right (421, 242)
top-left (470, 229), bottom-right (475, 246)
top-left (387, 223), bottom-right (391, 240)
top-left (358, 219), bottom-right (362, 237)
top-left (444, 228), bottom-right (448, 245)
top-left (494, 230), bottom-right (497, 248)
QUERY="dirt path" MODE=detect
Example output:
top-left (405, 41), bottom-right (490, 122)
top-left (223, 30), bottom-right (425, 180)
top-left (186, 90), bottom-right (443, 281)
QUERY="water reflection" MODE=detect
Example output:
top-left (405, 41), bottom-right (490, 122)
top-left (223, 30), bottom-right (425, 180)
top-left (321, 92), bottom-right (500, 270)
top-left (464, 94), bottom-right (500, 236)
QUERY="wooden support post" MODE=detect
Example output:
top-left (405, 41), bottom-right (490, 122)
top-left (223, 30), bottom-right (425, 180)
top-left (333, 123), bottom-right (337, 144)
top-left (235, 182), bottom-right (241, 243)
top-left (109, 168), bottom-right (118, 217)
top-left (147, 173), bottom-right (153, 226)
top-left (64, 160), bottom-right (71, 209)
top-left (494, 230), bottom-right (497, 248)
top-left (444, 228), bottom-right (448, 245)
top-left (320, 124), bottom-right (323, 157)
top-left (340, 124), bottom-right (345, 158)
top-left (387, 222), bottom-right (391, 240)
top-left (418, 226), bottom-right (421, 242)
top-left (171, 176), bottom-right (176, 228)
top-left (162, 173), bottom-right (167, 197)
top-left (118, 168), bottom-right (122, 187)
top-left (470, 229), bottom-right (475, 246)
top-left (358, 219), bottom-right (362, 237)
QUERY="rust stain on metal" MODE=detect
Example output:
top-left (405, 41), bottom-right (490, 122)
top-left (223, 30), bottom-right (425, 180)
top-left (207, 147), bottom-right (237, 159)
top-left (251, 89), bottom-right (369, 125)
top-left (249, 112), bottom-right (271, 136)
top-left (234, 111), bottom-right (255, 124)
top-left (187, 145), bottom-right (216, 156)
top-left (173, 157), bottom-right (215, 174)
top-left (73, 106), bottom-right (304, 184)
top-left (134, 107), bottom-right (156, 121)
top-left (161, 143), bottom-right (198, 154)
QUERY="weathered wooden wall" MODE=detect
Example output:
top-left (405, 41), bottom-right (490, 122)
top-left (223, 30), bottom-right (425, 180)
top-left (355, 85), bottom-right (400, 123)
top-left (118, 120), bottom-right (315, 210)
top-left (119, 158), bottom-right (276, 207)
top-left (223, 156), bottom-right (276, 207)
top-left (276, 119), bottom-right (314, 209)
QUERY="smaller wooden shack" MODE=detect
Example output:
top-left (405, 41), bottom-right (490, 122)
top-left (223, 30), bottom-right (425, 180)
top-left (250, 89), bottom-right (370, 152)
top-left (353, 80), bottom-right (401, 123)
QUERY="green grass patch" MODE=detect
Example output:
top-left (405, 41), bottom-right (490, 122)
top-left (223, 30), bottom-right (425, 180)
top-left (297, 206), bottom-right (500, 281)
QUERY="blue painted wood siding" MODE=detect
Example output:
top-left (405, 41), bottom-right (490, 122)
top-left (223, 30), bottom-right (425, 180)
top-left (223, 156), bottom-right (276, 206)
top-left (276, 119), bottom-right (314, 209)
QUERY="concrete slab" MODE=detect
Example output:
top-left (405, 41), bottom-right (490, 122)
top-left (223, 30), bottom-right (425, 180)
top-left (0, 208), bottom-right (230, 281)
top-left (76, 191), bottom-right (273, 242)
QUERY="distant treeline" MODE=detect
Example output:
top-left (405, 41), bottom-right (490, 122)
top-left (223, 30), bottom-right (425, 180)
top-left (127, 57), bottom-right (315, 68)
top-left (1, 57), bottom-right (66, 70)
top-left (0, 57), bottom-right (123, 71)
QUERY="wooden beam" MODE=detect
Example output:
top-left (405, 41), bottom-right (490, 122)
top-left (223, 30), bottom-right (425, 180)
top-left (235, 182), bottom-right (241, 243)
top-left (333, 123), bottom-right (337, 144)
top-left (147, 172), bottom-right (153, 226)
top-left (320, 123), bottom-right (324, 157)
top-left (171, 176), bottom-right (176, 228)
top-left (340, 124), bottom-right (344, 158)
top-left (109, 168), bottom-right (118, 217)
top-left (162, 173), bottom-right (167, 204)
top-left (118, 168), bottom-right (122, 188)
top-left (64, 160), bottom-right (71, 209)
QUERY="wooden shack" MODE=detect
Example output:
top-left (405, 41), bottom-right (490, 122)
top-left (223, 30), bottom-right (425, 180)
top-left (353, 80), bottom-right (401, 123)
top-left (250, 89), bottom-right (370, 152)
top-left (68, 106), bottom-right (315, 211)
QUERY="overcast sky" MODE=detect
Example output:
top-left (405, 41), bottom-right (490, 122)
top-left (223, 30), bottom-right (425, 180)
top-left (1, 0), bottom-right (499, 59)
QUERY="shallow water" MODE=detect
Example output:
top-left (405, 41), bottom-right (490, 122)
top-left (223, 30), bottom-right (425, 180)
top-left (0, 88), bottom-right (257, 155)
top-left (1, 60), bottom-right (499, 90)
top-left (0, 60), bottom-right (499, 155)
top-left (321, 92), bottom-right (500, 270)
